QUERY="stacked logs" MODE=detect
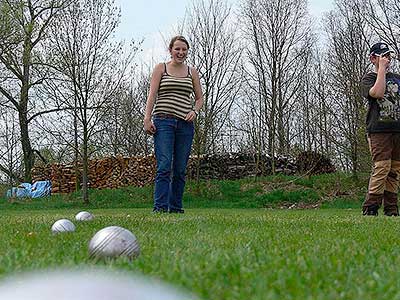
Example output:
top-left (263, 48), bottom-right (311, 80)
top-left (295, 151), bottom-right (336, 175)
top-left (32, 156), bottom-right (156, 194)
top-left (31, 151), bottom-right (335, 193)
top-left (187, 153), bottom-right (298, 180)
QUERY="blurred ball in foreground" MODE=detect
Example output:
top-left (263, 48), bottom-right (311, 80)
top-left (0, 269), bottom-right (197, 300)
top-left (51, 219), bottom-right (75, 234)
top-left (75, 211), bottom-right (94, 221)
top-left (88, 226), bottom-right (140, 260)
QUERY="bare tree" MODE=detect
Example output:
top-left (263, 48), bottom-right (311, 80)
top-left (44, 0), bottom-right (138, 203)
top-left (323, 0), bottom-right (371, 174)
top-left (97, 66), bottom-right (152, 157)
top-left (184, 0), bottom-right (243, 181)
top-left (362, 0), bottom-right (400, 57)
top-left (0, 107), bottom-right (23, 184)
top-left (0, 0), bottom-right (68, 182)
top-left (240, 0), bottom-right (313, 172)
top-left (289, 46), bottom-right (337, 160)
top-left (311, 50), bottom-right (335, 155)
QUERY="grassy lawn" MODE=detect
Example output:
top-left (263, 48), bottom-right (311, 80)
top-left (0, 208), bottom-right (399, 300)
top-left (0, 172), bottom-right (368, 210)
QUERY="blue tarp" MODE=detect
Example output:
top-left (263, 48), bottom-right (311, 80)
top-left (31, 180), bottom-right (52, 198)
top-left (5, 180), bottom-right (51, 199)
top-left (6, 183), bottom-right (31, 198)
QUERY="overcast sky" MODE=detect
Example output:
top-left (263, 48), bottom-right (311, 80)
top-left (114, 0), bottom-right (334, 62)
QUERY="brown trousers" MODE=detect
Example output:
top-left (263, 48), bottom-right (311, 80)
top-left (363, 133), bottom-right (400, 214)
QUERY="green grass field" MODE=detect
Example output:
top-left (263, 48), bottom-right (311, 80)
top-left (0, 172), bottom-right (367, 210)
top-left (1, 173), bottom-right (395, 299)
top-left (0, 208), bottom-right (399, 300)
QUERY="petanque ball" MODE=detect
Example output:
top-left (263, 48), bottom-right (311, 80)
top-left (51, 219), bottom-right (75, 234)
top-left (88, 226), bottom-right (140, 260)
top-left (0, 269), bottom-right (198, 300)
top-left (75, 211), bottom-right (94, 221)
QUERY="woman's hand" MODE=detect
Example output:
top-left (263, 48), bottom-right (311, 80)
top-left (144, 118), bottom-right (156, 135)
top-left (185, 110), bottom-right (197, 122)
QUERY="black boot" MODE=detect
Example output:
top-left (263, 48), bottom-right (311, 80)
top-left (383, 191), bottom-right (399, 216)
top-left (362, 193), bottom-right (383, 216)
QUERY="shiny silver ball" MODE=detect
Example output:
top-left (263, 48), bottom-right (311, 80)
top-left (88, 226), bottom-right (140, 260)
top-left (75, 211), bottom-right (94, 221)
top-left (51, 219), bottom-right (75, 234)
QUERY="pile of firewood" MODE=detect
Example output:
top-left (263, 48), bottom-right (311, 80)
top-left (186, 153), bottom-right (298, 180)
top-left (87, 156), bottom-right (156, 189)
top-left (31, 163), bottom-right (75, 194)
top-left (31, 152), bottom-right (335, 193)
top-left (295, 151), bottom-right (336, 175)
top-left (32, 156), bottom-right (156, 194)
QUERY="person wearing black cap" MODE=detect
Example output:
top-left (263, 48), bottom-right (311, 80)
top-left (361, 42), bottom-right (400, 216)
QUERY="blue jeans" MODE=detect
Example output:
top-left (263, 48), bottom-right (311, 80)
top-left (153, 116), bottom-right (194, 211)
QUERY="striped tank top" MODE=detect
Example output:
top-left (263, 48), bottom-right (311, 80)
top-left (153, 63), bottom-right (194, 120)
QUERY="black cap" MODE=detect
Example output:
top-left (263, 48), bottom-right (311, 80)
top-left (370, 42), bottom-right (394, 56)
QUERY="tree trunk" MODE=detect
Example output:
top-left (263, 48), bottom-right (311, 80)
top-left (20, 37), bottom-right (34, 182)
top-left (74, 106), bottom-right (80, 192)
top-left (82, 121), bottom-right (89, 204)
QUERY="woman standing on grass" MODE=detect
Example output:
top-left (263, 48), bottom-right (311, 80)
top-left (144, 35), bottom-right (203, 213)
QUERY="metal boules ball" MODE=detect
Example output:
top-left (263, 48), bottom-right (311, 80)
top-left (88, 226), bottom-right (140, 260)
top-left (51, 219), bottom-right (75, 234)
top-left (75, 211), bottom-right (94, 221)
